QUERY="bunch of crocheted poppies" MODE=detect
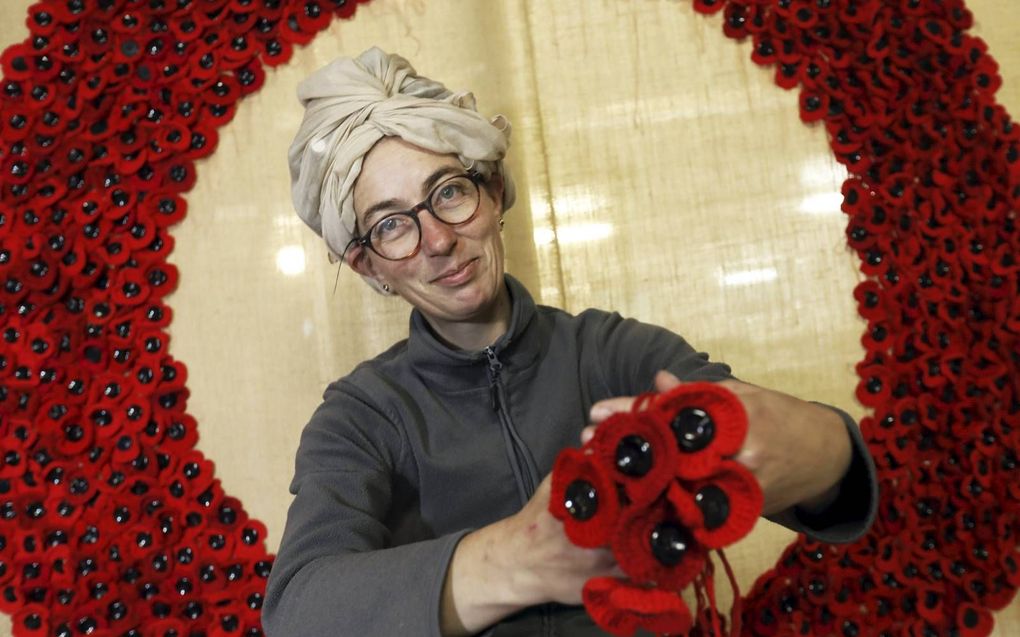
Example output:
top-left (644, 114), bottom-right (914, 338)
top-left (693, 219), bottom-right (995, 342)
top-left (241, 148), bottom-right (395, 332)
top-left (549, 382), bottom-right (763, 636)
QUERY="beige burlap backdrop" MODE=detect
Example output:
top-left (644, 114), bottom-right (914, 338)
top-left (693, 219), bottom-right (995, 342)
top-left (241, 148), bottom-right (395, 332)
top-left (1, 0), bottom-right (1017, 634)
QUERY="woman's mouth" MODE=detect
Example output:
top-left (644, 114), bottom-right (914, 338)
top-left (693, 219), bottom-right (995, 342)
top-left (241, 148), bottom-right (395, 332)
top-left (432, 258), bottom-right (478, 286)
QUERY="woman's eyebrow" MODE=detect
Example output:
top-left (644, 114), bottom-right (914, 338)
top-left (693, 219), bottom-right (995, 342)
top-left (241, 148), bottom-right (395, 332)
top-left (361, 166), bottom-right (461, 227)
top-left (421, 166), bottom-right (460, 194)
top-left (361, 198), bottom-right (403, 227)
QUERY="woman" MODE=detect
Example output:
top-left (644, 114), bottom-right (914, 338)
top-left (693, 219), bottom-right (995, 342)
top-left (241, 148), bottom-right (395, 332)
top-left (263, 47), bottom-right (877, 637)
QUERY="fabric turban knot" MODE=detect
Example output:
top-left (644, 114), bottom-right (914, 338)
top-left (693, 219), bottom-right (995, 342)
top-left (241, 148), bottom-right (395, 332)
top-left (288, 46), bottom-right (516, 277)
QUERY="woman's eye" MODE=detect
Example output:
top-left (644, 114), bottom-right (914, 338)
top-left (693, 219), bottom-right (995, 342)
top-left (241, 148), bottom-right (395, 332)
top-left (435, 180), bottom-right (469, 205)
top-left (375, 216), bottom-right (409, 239)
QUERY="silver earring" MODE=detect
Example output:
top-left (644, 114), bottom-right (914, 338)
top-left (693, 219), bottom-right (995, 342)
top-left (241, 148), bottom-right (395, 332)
top-left (498, 217), bottom-right (505, 231)
top-left (382, 283), bottom-right (391, 293)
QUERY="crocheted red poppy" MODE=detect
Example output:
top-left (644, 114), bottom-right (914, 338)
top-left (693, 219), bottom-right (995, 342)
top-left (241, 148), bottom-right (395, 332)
top-left (0, 44), bottom-right (33, 82)
top-left (956, 603), bottom-right (994, 637)
top-left (612, 493), bottom-right (706, 590)
top-left (591, 409), bottom-right (677, 507)
top-left (171, 450), bottom-right (216, 495)
top-left (549, 447), bottom-right (619, 548)
top-left (643, 382), bottom-right (747, 480)
top-left (156, 412), bottom-right (199, 454)
top-left (683, 460), bottom-right (762, 550)
top-left (12, 603), bottom-right (48, 637)
top-left (583, 576), bottom-right (694, 637)
top-left (692, 0), bottom-right (725, 17)
top-left (234, 520), bottom-right (269, 560)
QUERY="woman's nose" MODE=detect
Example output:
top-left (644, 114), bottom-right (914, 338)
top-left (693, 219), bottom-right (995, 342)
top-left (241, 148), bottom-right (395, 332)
top-left (418, 211), bottom-right (457, 255)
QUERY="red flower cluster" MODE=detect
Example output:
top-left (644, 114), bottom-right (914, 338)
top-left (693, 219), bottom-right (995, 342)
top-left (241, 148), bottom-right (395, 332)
top-left (0, 1), bottom-right (368, 635)
top-left (689, 0), bottom-right (1019, 635)
top-left (549, 382), bottom-right (763, 636)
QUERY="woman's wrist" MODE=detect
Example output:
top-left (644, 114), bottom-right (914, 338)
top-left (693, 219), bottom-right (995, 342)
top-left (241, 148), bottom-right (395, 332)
top-left (440, 518), bottom-right (535, 636)
top-left (794, 402), bottom-right (853, 512)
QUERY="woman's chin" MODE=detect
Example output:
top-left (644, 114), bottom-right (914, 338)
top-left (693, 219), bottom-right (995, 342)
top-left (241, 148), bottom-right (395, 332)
top-left (426, 282), bottom-right (504, 324)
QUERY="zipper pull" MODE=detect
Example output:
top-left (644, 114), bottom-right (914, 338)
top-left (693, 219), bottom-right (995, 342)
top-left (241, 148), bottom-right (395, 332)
top-left (484, 346), bottom-right (503, 411)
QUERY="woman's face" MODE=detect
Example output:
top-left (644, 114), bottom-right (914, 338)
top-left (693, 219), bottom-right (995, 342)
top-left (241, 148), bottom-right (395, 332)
top-left (348, 138), bottom-right (507, 332)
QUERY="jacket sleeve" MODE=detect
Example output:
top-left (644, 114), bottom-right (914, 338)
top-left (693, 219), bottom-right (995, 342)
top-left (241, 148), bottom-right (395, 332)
top-left (581, 310), bottom-right (877, 544)
top-left (262, 382), bottom-right (468, 637)
top-left (578, 309), bottom-right (734, 397)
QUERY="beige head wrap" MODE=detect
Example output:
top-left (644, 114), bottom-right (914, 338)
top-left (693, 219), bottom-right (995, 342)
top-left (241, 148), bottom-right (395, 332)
top-left (288, 47), bottom-right (516, 273)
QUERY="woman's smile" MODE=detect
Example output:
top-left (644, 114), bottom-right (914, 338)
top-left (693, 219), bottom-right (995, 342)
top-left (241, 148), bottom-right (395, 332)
top-left (432, 257), bottom-right (480, 286)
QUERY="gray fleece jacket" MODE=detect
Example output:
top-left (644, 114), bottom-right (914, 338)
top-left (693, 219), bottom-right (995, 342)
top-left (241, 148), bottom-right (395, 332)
top-left (263, 275), bottom-right (877, 636)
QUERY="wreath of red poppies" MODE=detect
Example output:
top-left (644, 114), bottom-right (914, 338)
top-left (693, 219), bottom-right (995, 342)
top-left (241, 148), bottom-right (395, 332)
top-left (0, 0), bottom-right (1016, 636)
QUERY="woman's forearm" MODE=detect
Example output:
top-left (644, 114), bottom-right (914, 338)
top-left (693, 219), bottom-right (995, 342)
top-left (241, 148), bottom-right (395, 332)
top-left (721, 380), bottom-right (853, 515)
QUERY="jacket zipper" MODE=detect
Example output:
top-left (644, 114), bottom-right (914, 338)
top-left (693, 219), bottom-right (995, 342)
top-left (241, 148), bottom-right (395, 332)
top-left (484, 346), bottom-right (503, 410)
top-left (484, 345), bottom-right (551, 636)
top-left (484, 346), bottom-right (538, 500)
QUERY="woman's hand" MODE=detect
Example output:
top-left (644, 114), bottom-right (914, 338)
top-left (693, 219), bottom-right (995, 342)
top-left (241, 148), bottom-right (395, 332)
top-left (441, 474), bottom-right (621, 636)
top-left (586, 371), bottom-right (852, 517)
top-left (501, 473), bottom-right (622, 605)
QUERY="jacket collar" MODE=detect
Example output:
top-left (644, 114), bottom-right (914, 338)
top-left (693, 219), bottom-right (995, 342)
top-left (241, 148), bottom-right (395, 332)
top-left (406, 274), bottom-right (542, 389)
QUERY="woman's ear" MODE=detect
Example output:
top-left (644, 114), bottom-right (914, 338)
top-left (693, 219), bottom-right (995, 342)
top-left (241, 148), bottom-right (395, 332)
top-left (344, 244), bottom-right (375, 278)
top-left (346, 247), bottom-right (391, 291)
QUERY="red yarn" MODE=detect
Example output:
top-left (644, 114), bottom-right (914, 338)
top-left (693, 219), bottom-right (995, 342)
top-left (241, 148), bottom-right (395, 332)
top-left (611, 493), bottom-right (708, 590)
top-left (682, 461), bottom-right (762, 550)
top-left (550, 447), bottom-right (621, 548)
top-left (592, 410), bottom-right (678, 507)
top-left (645, 383), bottom-right (748, 480)
top-left (2, 0), bottom-right (1017, 635)
top-left (551, 381), bottom-right (756, 634)
top-left (583, 577), bottom-right (694, 637)
top-left (0, 1), bottom-right (373, 635)
top-left (720, 0), bottom-right (1020, 633)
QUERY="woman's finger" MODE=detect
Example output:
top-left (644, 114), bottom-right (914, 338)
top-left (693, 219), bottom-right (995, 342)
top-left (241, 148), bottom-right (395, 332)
top-left (653, 370), bottom-right (683, 392)
top-left (588, 371), bottom-right (686, 425)
top-left (588, 397), bottom-right (636, 423)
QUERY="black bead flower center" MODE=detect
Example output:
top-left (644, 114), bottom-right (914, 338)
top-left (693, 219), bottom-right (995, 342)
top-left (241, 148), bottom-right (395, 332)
top-left (564, 479), bottom-right (598, 520)
top-left (649, 521), bottom-right (692, 566)
top-left (670, 407), bottom-right (715, 452)
top-left (615, 435), bottom-right (653, 476)
top-left (695, 484), bottom-right (730, 529)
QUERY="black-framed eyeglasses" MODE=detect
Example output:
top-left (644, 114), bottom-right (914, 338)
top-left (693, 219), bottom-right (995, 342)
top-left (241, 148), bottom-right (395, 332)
top-left (345, 171), bottom-right (486, 261)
